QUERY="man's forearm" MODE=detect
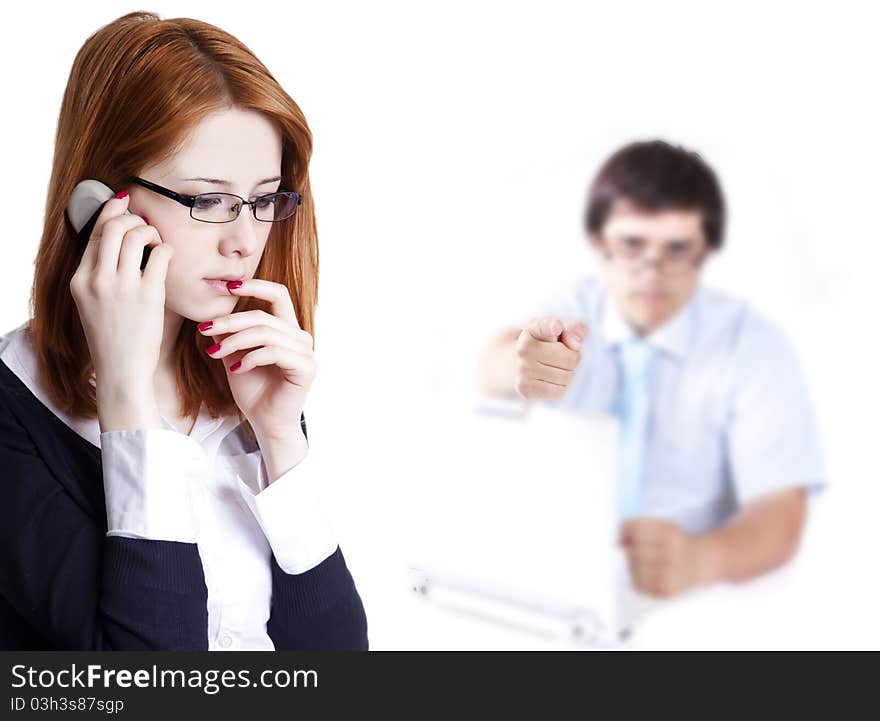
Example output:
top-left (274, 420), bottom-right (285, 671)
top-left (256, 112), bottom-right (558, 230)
top-left (697, 487), bottom-right (808, 584)
top-left (479, 330), bottom-right (520, 397)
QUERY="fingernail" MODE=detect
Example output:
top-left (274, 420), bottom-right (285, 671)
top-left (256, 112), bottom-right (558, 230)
top-left (229, 360), bottom-right (242, 372)
top-left (114, 190), bottom-right (128, 199)
top-left (226, 280), bottom-right (243, 290)
top-left (206, 343), bottom-right (221, 354)
top-left (570, 334), bottom-right (584, 345)
top-left (198, 321), bottom-right (213, 332)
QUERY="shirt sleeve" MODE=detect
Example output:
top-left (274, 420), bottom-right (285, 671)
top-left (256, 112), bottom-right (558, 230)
top-left (99, 429), bottom-right (204, 543)
top-left (236, 451), bottom-right (338, 575)
top-left (727, 317), bottom-right (826, 505)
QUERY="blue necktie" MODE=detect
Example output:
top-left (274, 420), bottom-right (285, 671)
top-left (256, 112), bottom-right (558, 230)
top-left (612, 338), bottom-right (658, 520)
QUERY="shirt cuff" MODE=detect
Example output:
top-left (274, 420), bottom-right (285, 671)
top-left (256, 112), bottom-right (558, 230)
top-left (236, 452), bottom-right (337, 575)
top-left (100, 428), bottom-right (204, 543)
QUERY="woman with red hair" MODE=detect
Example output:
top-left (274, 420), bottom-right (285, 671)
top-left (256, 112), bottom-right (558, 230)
top-left (0, 11), bottom-right (367, 650)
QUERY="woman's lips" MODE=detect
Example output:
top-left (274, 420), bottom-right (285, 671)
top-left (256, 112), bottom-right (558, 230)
top-left (203, 278), bottom-right (235, 294)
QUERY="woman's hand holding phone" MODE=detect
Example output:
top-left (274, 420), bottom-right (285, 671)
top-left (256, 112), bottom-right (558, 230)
top-left (69, 191), bottom-right (173, 432)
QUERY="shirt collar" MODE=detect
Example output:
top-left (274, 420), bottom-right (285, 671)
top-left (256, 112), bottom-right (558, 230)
top-left (601, 287), bottom-right (696, 360)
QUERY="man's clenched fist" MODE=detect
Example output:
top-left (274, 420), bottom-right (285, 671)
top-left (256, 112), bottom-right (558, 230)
top-left (620, 518), bottom-right (719, 598)
top-left (513, 316), bottom-right (588, 400)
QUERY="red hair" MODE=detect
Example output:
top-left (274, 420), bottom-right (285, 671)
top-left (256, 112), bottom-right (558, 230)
top-left (30, 11), bottom-right (319, 432)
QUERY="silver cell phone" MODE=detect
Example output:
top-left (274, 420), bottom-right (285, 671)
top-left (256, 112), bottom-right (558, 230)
top-left (66, 179), bottom-right (151, 271)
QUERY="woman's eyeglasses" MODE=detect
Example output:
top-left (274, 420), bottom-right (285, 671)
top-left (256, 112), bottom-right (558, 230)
top-left (130, 177), bottom-right (302, 223)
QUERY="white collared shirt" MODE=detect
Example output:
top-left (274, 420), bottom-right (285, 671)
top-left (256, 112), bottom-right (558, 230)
top-left (526, 276), bottom-right (826, 532)
top-left (0, 320), bottom-right (338, 650)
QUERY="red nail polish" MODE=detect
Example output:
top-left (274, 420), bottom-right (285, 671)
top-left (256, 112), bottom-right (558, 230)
top-left (206, 343), bottom-right (221, 354)
top-left (198, 321), bottom-right (213, 331)
top-left (229, 361), bottom-right (241, 372)
top-left (114, 190), bottom-right (128, 199)
top-left (226, 280), bottom-right (243, 290)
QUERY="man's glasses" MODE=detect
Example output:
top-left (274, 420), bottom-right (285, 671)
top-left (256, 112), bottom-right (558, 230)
top-left (130, 177), bottom-right (302, 223)
top-left (600, 234), bottom-right (706, 276)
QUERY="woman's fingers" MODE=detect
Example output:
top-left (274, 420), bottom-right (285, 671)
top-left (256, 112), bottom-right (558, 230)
top-left (92, 214), bottom-right (147, 276)
top-left (224, 278), bottom-right (300, 328)
top-left (198, 309), bottom-right (313, 349)
top-left (204, 325), bottom-right (296, 359)
top-left (74, 192), bottom-right (171, 290)
top-left (140, 241), bottom-right (175, 291)
top-left (117, 224), bottom-right (165, 280)
top-left (78, 193), bottom-right (131, 272)
top-left (229, 346), bottom-right (316, 386)
top-left (87, 192), bottom-right (140, 268)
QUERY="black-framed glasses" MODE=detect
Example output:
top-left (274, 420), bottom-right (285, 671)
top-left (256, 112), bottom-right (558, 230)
top-left (130, 177), bottom-right (302, 223)
top-left (599, 233), bottom-right (707, 276)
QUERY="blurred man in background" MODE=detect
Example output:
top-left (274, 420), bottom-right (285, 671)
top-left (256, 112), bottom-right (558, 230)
top-left (480, 140), bottom-right (824, 598)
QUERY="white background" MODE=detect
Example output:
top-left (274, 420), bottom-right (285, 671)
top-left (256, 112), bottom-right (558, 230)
top-left (2, 0), bottom-right (878, 649)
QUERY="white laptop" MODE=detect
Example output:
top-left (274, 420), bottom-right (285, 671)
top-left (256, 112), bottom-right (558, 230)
top-left (405, 394), bottom-right (631, 647)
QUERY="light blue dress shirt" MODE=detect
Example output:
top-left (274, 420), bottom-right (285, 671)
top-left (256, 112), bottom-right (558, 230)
top-left (528, 276), bottom-right (826, 533)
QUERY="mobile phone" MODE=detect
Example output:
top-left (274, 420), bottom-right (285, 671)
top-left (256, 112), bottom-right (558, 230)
top-left (66, 179), bottom-right (153, 271)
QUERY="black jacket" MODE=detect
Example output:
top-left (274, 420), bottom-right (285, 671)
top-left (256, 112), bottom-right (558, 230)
top-left (0, 358), bottom-right (368, 650)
